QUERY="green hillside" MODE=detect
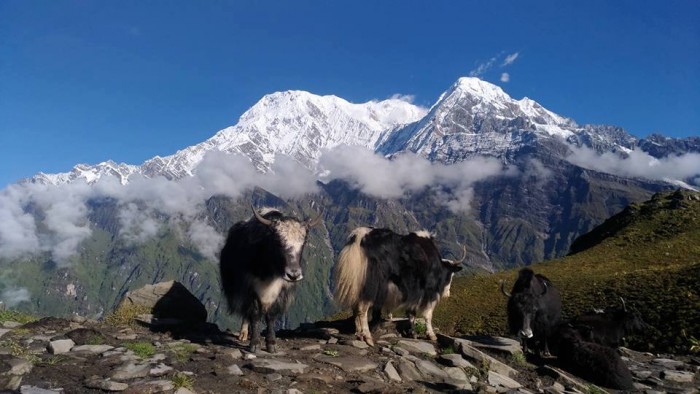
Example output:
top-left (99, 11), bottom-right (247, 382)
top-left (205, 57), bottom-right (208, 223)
top-left (434, 189), bottom-right (700, 354)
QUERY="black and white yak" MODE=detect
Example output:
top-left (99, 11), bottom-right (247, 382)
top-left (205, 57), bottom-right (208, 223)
top-left (333, 227), bottom-right (465, 346)
top-left (219, 206), bottom-right (322, 353)
top-left (501, 268), bottom-right (562, 356)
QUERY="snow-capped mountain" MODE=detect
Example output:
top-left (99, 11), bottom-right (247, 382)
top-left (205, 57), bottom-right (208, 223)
top-left (25, 77), bottom-right (697, 186)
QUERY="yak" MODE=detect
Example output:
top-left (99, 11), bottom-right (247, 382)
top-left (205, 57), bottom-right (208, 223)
top-left (501, 268), bottom-right (562, 356)
top-left (572, 297), bottom-right (647, 348)
top-left (333, 227), bottom-right (464, 346)
top-left (219, 206), bottom-right (321, 353)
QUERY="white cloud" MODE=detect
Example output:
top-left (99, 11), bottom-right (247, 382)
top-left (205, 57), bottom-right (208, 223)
top-left (502, 52), bottom-right (520, 66)
top-left (565, 144), bottom-right (700, 183)
top-left (389, 94), bottom-right (416, 103)
top-left (187, 220), bottom-right (225, 262)
top-left (469, 55), bottom-right (499, 77)
top-left (500, 73), bottom-right (510, 83)
top-left (1, 286), bottom-right (30, 307)
top-left (317, 145), bottom-right (510, 212)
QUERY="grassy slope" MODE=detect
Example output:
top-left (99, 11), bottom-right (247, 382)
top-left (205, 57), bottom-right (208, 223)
top-left (434, 190), bottom-right (700, 354)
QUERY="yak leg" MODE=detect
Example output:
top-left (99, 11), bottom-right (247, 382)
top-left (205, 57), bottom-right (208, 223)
top-left (355, 301), bottom-right (374, 346)
top-left (406, 309), bottom-right (417, 339)
top-left (422, 301), bottom-right (438, 341)
top-left (248, 313), bottom-right (262, 353)
top-left (239, 318), bottom-right (249, 342)
top-left (264, 313), bottom-right (277, 353)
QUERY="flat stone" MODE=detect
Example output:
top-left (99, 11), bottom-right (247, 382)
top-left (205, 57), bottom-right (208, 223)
top-left (6, 358), bottom-right (33, 375)
top-left (221, 348), bottom-right (243, 360)
top-left (3, 321), bottom-right (22, 328)
top-left (298, 344), bottom-right (322, 351)
top-left (448, 337), bottom-right (518, 378)
top-left (227, 364), bottom-right (244, 376)
top-left (296, 373), bottom-right (334, 384)
top-left (71, 344), bottom-right (114, 354)
top-left (111, 362), bottom-right (151, 380)
top-left (315, 355), bottom-right (377, 373)
top-left (662, 370), bottom-right (694, 383)
top-left (396, 339), bottom-right (437, 356)
top-left (488, 371), bottom-right (522, 389)
top-left (396, 358), bottom-right (423, 381)
top-left (127, 380), bottom-right (174, 392)
top-left (340, 339), bottom-right (370, 349)
top-left (48, 339), bottom-right (75, 354)
top-left (438, 353), bottom-right (476, 369)
top-left (384, 360), bottom-right (402, 382)
top-left (652, 358), bottom-right (684, 369)
top-left (174, 389), bottom-right (195, 394)
top-left (19, 386), bottom-right (63, 394)
top-left (414, 359), bottom-right (448, 379)
top-left (462, 335), bottom-right (522, 356)
top-left (444, 367), bottom-right (469, 383)
top-left (149, 363), bottom-right (173, 377)
top-left (84, 376), bottom-right (129, 391)
top-left (247, 358), bottom-right (309, 375)
top-left (0, 329), bottom-right (11, 339)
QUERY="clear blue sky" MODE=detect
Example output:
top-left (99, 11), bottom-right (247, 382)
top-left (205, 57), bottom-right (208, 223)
top-left (1, 0), bottom-right (698, 189)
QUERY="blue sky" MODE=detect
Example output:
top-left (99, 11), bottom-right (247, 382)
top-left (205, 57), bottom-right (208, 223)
top-left (1, 0), bottom-right (698, 189)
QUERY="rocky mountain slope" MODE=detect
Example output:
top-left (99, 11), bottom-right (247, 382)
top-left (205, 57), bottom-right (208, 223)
top-left (1, 282), bottom-right (697, 394)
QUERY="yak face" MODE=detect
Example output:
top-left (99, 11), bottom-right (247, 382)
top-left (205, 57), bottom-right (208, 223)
top-left (509, 292), bottom-right (539, 338)
top-left (253, 208), bottom-right (311, 282)
top-left (440, 258), bottom-right (464, 298)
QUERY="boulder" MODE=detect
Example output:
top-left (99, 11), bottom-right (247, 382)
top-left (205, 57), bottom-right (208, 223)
top-left (116, 281), bottom-right (206, 324)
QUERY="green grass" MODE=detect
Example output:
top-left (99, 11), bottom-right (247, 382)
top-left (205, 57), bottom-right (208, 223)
top-left (0, 309), bottom-right (37, 324)
top-left (123, 342), bottom-right (156, 359)
top-left (172, 372), bottom-right (195, 390)
top-left (169, 342), bottom-right (200, 364)
top-left (433, 190), bottom-right (700, 354)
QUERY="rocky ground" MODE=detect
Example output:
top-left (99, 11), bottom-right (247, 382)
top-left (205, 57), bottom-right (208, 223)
top-left (0, 314), bottom-right (698, 394)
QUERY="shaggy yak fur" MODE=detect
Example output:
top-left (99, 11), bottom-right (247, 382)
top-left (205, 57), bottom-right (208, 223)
top-left (333, 227), bottom-right (464, 346)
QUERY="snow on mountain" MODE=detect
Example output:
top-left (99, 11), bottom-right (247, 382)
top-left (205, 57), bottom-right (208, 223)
top-left (28, 161), bottom-right (141, 186)
top-left (26, 77), bottom-right (690, 187)
top-left (141, 90), bottom-right (427, 179)
top-left (376, 77), bottom-right (583, 161)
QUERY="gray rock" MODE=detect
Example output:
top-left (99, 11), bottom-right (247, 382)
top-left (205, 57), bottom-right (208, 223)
top-left (662, 370), bottom-right (694, 383)
top-left (296, 373), bottom-right (334, 384)
top-left (174, 388), bottom-right (195, 394)
top-left (48, 339), bottom-right (75, 354)
top-left (223, 348), bottom-right (243, 360)
top-left (110, 362), bottom-right (151, 380)
top-left (488, 371), bottom-right (522, 389)
top-left (3, 321), bottom-right (23, 328)
top-left (248, 358), bottom-right (309, 375)
top-left (392, 346), bottom-right (409, 357)
top-left (228, 364), bottom-right (244, 376)
top-left (298, 344), bottom-right (322, 351)
top-left (340, 339), bottom-right (370, 349)
top-left (71, 344), bottom-right (114, 354)
top-left (116, 280), bottom-right (207, 324)
top-left (384, 360), bottom-right (402, 382)
top-left (84, 376), bottom-right (129, 391)
top-left (6, 358), bottom-right (33, 375)
top-left (19, 386), bottom-right (63, 394)
top-left (463, 335), bottom-right (522, 356)
top-left (396, 358), bottom-right (423, 381)
top-left (0, 328), bottom-right (11, 339)
top-left (652, 358), bottom-right (684, 369)
top-left (438, 353), bottom-right (476, 369)
top-left (266, 373), bottom-right (283, 381)
top-left (414, 359), bottom-right (448, 379)
top-left (315, 355), bottom-right (377, 373)
top-left (396, 339), bottom-right (437, 356)
top-left (149, 363), bottom-right (174, 377)
top-left (129, 380), bottom-right (174, 392)
top-left (451, 337), bottom-right (518, 378)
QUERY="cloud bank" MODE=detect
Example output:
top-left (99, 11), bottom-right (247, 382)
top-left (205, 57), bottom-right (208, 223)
top-left (565, 145), bottom-right (700, 185)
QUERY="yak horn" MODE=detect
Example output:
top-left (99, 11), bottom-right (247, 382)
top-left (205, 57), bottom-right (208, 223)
top-left (500, 280), bottom-right (511, 298)
top-left (305, 210), bottom-right (324, 228)
top-left (620, 296), bottom-right (627, 312)
top-left (252, 205), bottom-right (272, 226)
top-left (453, 244), bottom-right (467, 265)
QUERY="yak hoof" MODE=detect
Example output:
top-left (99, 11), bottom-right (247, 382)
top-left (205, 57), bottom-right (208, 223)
top-left (238, 333), bottom-right (248, 342)
top-left (248, 344), bottom-right (259, 353)
top-left (427, 333), bottom-right (437, 341)
top-left (266, 343), bottom-right (276, 353)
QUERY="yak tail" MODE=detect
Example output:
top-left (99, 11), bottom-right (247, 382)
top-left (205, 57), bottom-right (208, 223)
top-left (333, 227), bottom-right (372, 308)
